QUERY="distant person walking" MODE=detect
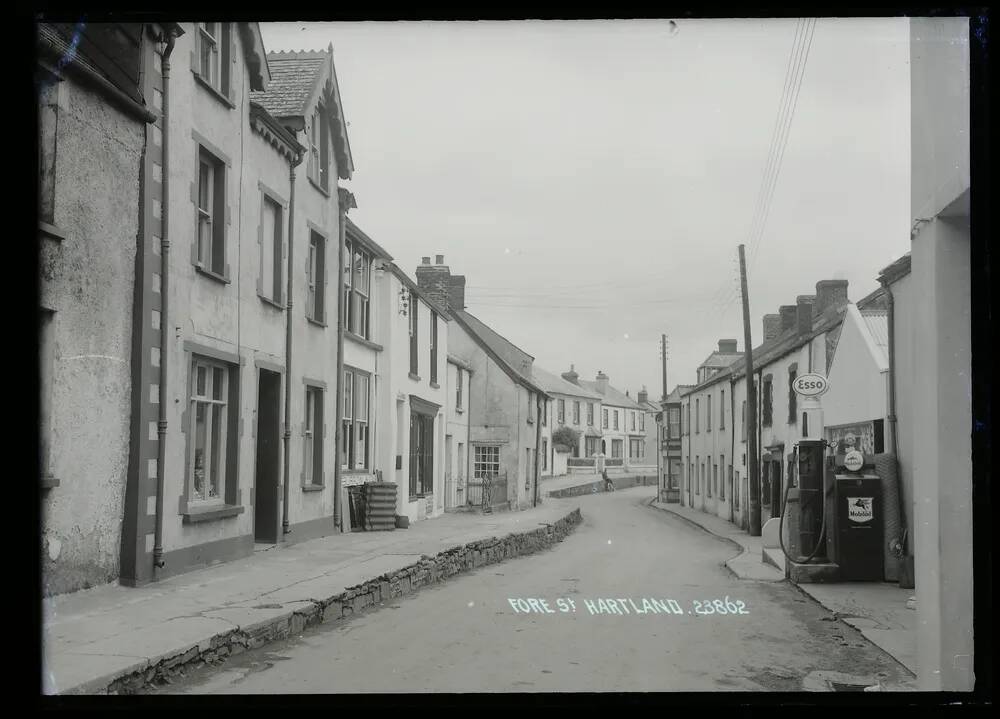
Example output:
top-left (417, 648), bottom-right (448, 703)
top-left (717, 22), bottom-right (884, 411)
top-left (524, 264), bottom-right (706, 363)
top-left (602, 469), bottom-right (615, 492)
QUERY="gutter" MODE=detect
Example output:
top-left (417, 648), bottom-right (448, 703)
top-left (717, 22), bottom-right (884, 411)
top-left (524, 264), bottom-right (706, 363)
top-left (152, 28), bottom-right (179, 575)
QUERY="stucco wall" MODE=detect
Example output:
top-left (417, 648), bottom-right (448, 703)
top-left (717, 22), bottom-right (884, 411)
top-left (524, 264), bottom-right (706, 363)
top-left (445, 360), bottom-right (471, 507)
top-left (889, 272), bottom-right (915, 547)
top-left (40, 72), bottom-right (145, 595)
top-left (823, 305), bottom-right (889, 428)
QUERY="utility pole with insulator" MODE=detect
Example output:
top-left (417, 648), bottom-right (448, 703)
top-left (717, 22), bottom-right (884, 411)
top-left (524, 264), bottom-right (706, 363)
top-left (739, 244), bottom-right (761, 536)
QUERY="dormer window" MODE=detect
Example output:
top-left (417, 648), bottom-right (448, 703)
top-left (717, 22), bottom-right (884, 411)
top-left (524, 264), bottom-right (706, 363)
top-left (309, 107), bottom-right (331, 193)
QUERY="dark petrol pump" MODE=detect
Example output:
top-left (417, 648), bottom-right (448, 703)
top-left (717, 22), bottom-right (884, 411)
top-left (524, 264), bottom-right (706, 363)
top-left (831, 446), bottom-right (884, 581)
top-left (795, 439), bottom-right (828, 562)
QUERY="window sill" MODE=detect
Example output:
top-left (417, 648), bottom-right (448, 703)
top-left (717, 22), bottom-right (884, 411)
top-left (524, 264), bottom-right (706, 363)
top-left (301, 483), bottom-right (325, 492)
top-left (195, 264), bottom-right (231, 285)
top-left (306, 316), bottom-right (328, 329)
top-left (259, 293), bottom-right (286, 311)
top-left (430, 381), bottom-right (440, 389)
top-left (40, 221), bottom-right (67, 242)
top-left (41, 475), bottom-right (61, 490)
top-left (345, 332), bottom-right (383, 351)
top-left (192, 71), bottom-right (236, 109)
top-left (182, 503), bottom-right (244, 524)
top-left (307, 175), bottom-right (331, 197)
top-left (408, 373), bottom-right (421, 382)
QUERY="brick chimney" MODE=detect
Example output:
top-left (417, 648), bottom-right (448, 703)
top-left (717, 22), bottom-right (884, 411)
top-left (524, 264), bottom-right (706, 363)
top-left (447, 275), bottom-right (466, 312)
top-left (595, 371), bottom-right (609, 395)
top-left (796, 295), bottom-right (815, 335)
top-left (762, 314), bottom-right (782, 342)
top-left (638, 386), bottom-right (648, 405)
top-left (814, 279), bottom-right (849, 317)
top-left (561, 364), bottom-right (580, 385)
top-left (779, 305), bottom-right (798, 333)
top-left (415, 255), bottom-right (452, 314)
top-left (718, 339), bottom-right (738, 354)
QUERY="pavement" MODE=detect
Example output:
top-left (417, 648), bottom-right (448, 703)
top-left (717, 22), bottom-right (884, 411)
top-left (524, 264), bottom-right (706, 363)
top-left (42, 499), bottom-right (581, 695)
top-left (158, 487), bottom-right (914, 694)
top-left (648, 497), bottom-right (917, 680)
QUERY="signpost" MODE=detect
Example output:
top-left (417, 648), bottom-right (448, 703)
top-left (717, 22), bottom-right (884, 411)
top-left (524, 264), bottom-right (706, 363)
top-left (792, 372), bottom-right (829, 397)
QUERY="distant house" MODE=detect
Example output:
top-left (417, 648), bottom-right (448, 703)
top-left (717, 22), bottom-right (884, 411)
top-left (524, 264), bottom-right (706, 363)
top-left (578, 372), bottom-right (646, 471)
top-left (532, 364), bottom-right (603, 476)
top-left (415, 256), bottom-right (550, 511)
top-left (658, 385), bottom-right (692, 503)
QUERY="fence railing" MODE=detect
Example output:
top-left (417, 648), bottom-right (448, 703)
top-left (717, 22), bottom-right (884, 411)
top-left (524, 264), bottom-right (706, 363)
top-left (466, 472), bottom-right (509, 511)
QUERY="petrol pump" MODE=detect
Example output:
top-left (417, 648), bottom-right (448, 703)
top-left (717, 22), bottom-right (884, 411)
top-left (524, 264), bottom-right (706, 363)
top-left (829, 438), bottom-right (884, 581)
top-left (778, 373), bottom-right (837, 577)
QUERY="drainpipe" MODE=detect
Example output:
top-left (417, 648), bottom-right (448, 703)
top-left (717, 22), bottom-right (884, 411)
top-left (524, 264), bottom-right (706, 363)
top-left (533, 393), bottom-right (543, 507)
top-left (880, 279), bottom-right (908, 552)
top-left (334, 187), bottom-right (356, 530)
top-left (282, 152), bottom-right (302, 536)
top-left (153, 28), bottom-right (177, 575)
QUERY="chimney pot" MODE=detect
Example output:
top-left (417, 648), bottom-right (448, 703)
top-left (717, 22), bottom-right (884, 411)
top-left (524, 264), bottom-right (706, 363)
top-left (422, 257), bottom-right (431, 264)
top-left (435, 254), bottom-right (444, 265)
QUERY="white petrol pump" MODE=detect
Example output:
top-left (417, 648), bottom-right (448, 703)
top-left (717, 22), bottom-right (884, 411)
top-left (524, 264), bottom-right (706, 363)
top-left (779, 373), bottom-right (831, 564)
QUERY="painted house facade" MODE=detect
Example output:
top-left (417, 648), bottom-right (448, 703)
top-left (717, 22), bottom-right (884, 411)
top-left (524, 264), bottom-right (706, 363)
top-left (444, 352), bottom-right (474, 508)
top-left (38, 22), bottom-right (163, 596)
top-left (414, 256), bottom-right (550, 511)
top-left (680, 341), bottom-right (742, 520)
top-left (374, 263), bottom-right (450, 525)
top-left (114, 27), bottom-right (358, 587)
top-left (635, 387), bottom-right (660, 473)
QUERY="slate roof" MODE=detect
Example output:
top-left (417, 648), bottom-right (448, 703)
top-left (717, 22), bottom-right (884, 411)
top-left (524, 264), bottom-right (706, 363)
top-left (578, 380), bottom-right (644, 410)
top-left (700, 350), bottom-right (744, 369)
top-left (251, 52), bottom-right (326, 117)
top-left (532, 366), bottom-right (602, 400)
top-left (452, 311), bottom-right (549, 397)
top-left (251, 48), bottom-right (354, 180)
top-left (664, 385), bottom-right (694, 404)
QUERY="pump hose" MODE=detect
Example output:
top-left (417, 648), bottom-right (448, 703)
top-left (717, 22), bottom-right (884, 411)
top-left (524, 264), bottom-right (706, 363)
top-left (777, 455), bottom-right (829, 564)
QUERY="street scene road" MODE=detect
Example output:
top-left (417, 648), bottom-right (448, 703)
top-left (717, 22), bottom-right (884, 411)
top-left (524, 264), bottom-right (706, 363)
top-left (158, 489), bottom-right (912, 694)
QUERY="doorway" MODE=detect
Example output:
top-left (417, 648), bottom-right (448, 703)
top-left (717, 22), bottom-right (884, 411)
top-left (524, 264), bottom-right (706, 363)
top-left (254, 369), bottom-right (282, 544)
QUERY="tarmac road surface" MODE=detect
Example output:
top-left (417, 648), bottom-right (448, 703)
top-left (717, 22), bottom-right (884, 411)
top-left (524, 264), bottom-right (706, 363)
top-left (158, 489), bottom-right (913, 693)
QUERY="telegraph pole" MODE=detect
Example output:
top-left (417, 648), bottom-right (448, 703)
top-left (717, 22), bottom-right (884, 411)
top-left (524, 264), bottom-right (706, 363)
top-left (739, 244), bottom-right (761, 536)
top-left (660, 334), bottom-right (668, 402)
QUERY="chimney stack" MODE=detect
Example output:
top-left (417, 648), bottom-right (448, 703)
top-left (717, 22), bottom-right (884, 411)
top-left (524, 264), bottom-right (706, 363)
top-left (595, 371), bottom-right (609, 395)
top-left (814, 279), bottom-right (849, 317)
top-left (638, 387), bottom-right (649, 405)
top-left (762, 314), bottom-right (782, 342)
top-left (435, 254), bottom-right (444, 265)
top-left (447, 275), bottom-right (466, 312)
top-left (796, 295), bottom-right (815, 335)
top-left (779, 305), bottom-right (798, 333)
top-left (561, 364), bottom-right (580, 385)
top-left (415, 255), bottom-right (452, 314)
top-left (718, 339), bottom-right (738, 354)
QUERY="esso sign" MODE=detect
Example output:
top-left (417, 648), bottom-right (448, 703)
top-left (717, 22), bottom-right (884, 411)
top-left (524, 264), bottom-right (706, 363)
top-left (792, 373), bottom-right (829, 397)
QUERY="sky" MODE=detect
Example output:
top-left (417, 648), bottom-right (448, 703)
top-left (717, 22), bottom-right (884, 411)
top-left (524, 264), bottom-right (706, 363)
top-left (260, 19), bottom-right (911, 400)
